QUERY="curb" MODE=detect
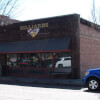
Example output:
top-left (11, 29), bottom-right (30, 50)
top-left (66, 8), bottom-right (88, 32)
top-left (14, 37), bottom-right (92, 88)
top-left (0, 77), bottom-right (83, 87)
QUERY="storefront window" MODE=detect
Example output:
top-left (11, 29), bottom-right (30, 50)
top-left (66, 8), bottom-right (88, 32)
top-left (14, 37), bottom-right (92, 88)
top-left (31, 54), bottom-right (41, 67)
top-left (7, 53), bottom-right (41, 68)
top-left (20, 54), bottom-right (31, 67)
top-left (7, 52), bottom-right (71, 68)
top-left (54, 52), bottom-right (71, 68)
top-left (41, 53), bottom-right (52, 68)
top-left (7, 54), bottom-right (20, 68)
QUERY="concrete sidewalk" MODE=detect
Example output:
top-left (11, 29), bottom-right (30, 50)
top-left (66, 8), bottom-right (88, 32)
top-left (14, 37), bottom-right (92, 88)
top-left (0, 76), bottom-right (83, 87)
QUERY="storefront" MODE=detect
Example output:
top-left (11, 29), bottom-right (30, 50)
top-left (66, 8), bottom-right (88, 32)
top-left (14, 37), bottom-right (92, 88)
top-left (0, 14), bottom-right (76, 78)
top-left (0, 38), bottom-right (72, 78)
top-left (1, 14), bottom-right (99, 79)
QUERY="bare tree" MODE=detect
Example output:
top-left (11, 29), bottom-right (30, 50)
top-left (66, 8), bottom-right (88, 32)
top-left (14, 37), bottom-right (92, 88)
top-left (0, 0), bottom-right (20, 26)
top-left (91, 0), bottom-right (100, 25)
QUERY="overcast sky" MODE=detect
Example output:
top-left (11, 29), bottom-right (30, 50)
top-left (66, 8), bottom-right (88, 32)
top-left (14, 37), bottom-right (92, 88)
top-left (16, 0), bottom-right (100, 21)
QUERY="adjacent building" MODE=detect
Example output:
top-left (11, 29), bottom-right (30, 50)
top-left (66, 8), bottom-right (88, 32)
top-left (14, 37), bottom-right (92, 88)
top-left (0, 15), bottom-right (19, 26)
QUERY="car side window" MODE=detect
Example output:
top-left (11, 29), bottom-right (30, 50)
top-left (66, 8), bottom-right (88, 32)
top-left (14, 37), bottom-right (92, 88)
top-left (64, 58), bottom-right (71, 60)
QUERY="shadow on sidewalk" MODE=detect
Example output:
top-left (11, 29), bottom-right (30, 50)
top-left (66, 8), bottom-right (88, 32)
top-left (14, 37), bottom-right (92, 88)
top-left (0, 81), bottom-right (82, 90)
top-left (83, 89), bottom-right (100, 94)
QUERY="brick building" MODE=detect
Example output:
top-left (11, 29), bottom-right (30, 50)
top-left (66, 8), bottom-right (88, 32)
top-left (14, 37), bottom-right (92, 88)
top-left (0, 14), bottom-right (100, 79)
top-left (0, 15), bottom-right (19, 26)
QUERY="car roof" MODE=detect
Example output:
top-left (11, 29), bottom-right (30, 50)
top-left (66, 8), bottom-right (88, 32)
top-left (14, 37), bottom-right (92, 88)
top-left (60, 57), bottom-right (71, 59)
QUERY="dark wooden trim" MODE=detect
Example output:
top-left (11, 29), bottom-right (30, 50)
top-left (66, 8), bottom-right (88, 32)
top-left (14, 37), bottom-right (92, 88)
top-left (0, 49), bottom-right (71, 54)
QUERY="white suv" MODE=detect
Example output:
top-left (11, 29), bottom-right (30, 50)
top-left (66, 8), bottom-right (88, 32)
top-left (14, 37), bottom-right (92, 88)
top-left (55, 57), bottom-right (71, 68)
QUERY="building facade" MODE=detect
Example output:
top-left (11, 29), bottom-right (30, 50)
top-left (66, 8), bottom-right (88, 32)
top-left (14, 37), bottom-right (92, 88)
top-left (0, 14), bottom-right (100, 79)
top-left (0, 15), bottom-right (19, 26)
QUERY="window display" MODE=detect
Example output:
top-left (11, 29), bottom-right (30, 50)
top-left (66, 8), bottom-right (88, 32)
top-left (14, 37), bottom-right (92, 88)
top-left (7, 53), bottom-right (41, 68)
top-left (31, 54), bottom-right (41, 67)
top-left (7, 54), bottom-right (20, 68)
top-left (7, 52), bottom-right (71, 68)
top-left (41, 53), bottom-right (52, 68)
top-left (20, 54), bottom-right (31, 67)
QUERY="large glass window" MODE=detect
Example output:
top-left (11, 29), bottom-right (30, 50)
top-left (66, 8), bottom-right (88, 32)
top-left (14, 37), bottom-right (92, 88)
top-left (31, 54), bottom-right (41, 67)
top-left (7, 52), bottom-right (71, 68)
top-left (7, 53), bottom-right (41, 68)
top-left (54, 52), bottom-right (71, 68)
top-left (41, 53), bottom-right (52, 68)
top-left (20, 54), bottom-right (31, 67)
top-left (7, 54), bottom-right (20, 68)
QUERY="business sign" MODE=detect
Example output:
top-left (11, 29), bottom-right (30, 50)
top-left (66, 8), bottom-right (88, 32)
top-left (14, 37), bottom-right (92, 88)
top-left (20, 23), bottom-right (48, 38)
top-left (20, 23), bottom-right (48, 30)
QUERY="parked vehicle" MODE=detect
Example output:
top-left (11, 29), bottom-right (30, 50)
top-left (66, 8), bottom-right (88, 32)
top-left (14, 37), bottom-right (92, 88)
top-left (83, 68), bottom-right (100, 91)
top-left (55, 57), bottom-right (71, 68)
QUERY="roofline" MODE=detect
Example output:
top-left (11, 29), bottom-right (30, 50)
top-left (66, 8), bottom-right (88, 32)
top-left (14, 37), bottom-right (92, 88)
top-left (2, 13), bottom-right (100, 31)
top-left (80, 18), bottom-right (100, 31)
top-left (17, 13), bottom-right (79, 23)
top-left (13, 13), bottom-right (80, 26)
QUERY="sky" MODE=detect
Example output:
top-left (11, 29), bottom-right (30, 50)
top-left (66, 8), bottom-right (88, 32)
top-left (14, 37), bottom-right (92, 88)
top-left (16, 0), bottom-right (100, 21)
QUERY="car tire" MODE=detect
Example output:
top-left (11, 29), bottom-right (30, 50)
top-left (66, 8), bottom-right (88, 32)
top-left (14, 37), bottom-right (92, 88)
top-left (58, 64), bottom-right (63, 68)
top-left (87, 78), bottom-right (100, 91)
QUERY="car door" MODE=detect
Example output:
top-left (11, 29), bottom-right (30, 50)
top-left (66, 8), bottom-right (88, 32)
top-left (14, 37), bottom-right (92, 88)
top-left (63, 58), bottom-right (71, 67)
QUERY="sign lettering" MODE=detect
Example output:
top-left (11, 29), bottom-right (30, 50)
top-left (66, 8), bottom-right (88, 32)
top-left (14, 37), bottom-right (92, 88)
top-left (20, 23), bottom-right (48, 30)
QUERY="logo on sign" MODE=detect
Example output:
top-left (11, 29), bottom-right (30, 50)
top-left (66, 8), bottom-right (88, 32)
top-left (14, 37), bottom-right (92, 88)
top-left (27, 28), bottom-right (40, 37)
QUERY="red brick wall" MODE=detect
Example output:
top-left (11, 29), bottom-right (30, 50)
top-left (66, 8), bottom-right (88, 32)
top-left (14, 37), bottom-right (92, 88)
top-left (80, 23), bottom-right (100, 78)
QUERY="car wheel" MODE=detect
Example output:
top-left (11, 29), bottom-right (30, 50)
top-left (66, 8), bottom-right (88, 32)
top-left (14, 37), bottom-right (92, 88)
top-left (58, 64), bottom-right (63, 68)
top-left (87, 78), bottom-right (100, 91)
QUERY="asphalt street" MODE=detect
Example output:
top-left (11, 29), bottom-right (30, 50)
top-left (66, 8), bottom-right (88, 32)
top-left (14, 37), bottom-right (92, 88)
top-left (0, 82), bottom-right (99, 100)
